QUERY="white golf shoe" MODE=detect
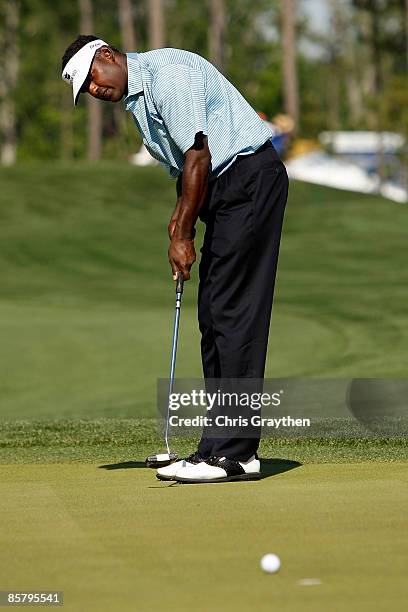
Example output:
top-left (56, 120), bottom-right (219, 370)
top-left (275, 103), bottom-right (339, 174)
top-left (175, 455), bottom-right (261, 483)
top-left (156, 451), bottom-right (205, 481)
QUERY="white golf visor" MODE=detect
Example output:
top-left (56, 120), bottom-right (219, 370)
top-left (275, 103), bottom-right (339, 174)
top-left (62, 39), bottom-right (109, 105)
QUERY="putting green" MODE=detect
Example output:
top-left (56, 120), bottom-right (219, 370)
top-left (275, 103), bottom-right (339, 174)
top-left (0, 462), bottom-right (406, 612)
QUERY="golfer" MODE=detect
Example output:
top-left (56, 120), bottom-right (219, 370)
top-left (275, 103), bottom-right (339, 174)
top-left (61, 36), bottom-right (289, 483)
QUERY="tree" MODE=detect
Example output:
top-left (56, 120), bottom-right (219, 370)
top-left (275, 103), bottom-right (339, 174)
top-left (113, 0), bottom-right (137, 154)
top-left (0, 0), bottom-right (20, 165)
top-left (352, 0), bottom-right (407, 179)
top-left (79, 0), bottom-right (102, 161)
top-left (406, 0), bottom-right (408, 68)
top-left (117, 0), bottom-right (136, 51)
top-left (281, 0), bottom-right (299, 133)
top-left (208, 0), bottom-right (226, 71)
top-left (148, 0), bottom-right (165, 49)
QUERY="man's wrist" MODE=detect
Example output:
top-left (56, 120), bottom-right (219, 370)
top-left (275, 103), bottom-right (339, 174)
top-left (173, 224), bottom-right (196, 240)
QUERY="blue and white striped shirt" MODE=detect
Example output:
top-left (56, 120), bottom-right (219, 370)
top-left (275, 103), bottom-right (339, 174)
top-left (124, 48), bottom-right (273, 178)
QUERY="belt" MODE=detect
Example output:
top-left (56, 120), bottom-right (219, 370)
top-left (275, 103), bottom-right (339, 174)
top-left (253, 140), bottom-right (273, 154)
top-left (211, 140), bottom-right (274, 182)
top-left (234, 140), bottom-right (273, 165)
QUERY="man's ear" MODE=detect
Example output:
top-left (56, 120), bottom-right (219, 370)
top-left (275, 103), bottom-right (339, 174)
top-left (98, 46), bottom-right (114, 63)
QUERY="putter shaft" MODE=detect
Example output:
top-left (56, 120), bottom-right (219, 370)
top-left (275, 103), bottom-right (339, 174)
top-left (164, 274), bottom-right (184, 453)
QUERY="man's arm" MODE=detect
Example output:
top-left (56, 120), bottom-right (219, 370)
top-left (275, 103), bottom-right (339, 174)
top-left (168, 133), bottom-right (211, 280)
top-left (168, 174), bottom-right (183, 240)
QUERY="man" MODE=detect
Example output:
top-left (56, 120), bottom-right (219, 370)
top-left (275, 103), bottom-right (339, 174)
top-left (61, 35), bottom-right (289, 483)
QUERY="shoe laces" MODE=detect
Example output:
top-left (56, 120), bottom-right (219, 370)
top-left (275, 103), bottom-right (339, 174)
top-left (184, 451), bottom-right (203, 464)
top-left (206, 455), bottom-right (226, 466)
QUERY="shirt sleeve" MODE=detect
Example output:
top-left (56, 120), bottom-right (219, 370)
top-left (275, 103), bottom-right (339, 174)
top-left (152, 65), bottom-right (208, 154)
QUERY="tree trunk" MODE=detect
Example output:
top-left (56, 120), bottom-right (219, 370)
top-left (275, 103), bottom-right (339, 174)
top-left (327, 0), bottom-right (344, 130)
top-left (117, 0), bottom-right (136, 51)
top-left (371, 2), bottom-right (382, 98)
top-left (148, 0), bottom-right (165, 49)
top-left (79, 0), bottom-right (102, 161)
top-left (208, 0), bottom-right (226, 71)
top-left (370, 1), bottom-right (385, 182)
top-left (327, 66), bottom-right (340, 130)
top-left (406, 0), bottom-right (408, 69)
top-left (345, 68), bottom-right (363, 128)
top-left (281, 0), bottom-right (299, 134)
top-left (0, 0), bottom-right (20, 166)
top-left (344, 9), bottom-right (363, 127)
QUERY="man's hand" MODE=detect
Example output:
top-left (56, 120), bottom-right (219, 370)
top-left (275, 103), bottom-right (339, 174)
top-left (168, 236), bottom-right (196, 280)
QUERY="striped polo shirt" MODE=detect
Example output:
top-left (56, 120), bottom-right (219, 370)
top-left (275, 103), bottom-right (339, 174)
top-left (124, 48), bottom-right (273, 178)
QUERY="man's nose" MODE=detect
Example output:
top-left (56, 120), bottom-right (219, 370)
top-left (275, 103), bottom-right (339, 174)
top-left (88, 82), bottom-right (97, 96)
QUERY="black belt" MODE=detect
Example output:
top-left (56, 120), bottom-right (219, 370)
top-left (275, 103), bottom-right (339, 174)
top-left (253, 139), bottom-right (273, 154)
top-left (211, 140), bottom-right (274, 182)
top-left (235, 140), bottom-right (273, 164)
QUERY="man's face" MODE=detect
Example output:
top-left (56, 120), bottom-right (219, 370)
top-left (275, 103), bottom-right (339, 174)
top-left (83, 47), bottom-right (126, 102)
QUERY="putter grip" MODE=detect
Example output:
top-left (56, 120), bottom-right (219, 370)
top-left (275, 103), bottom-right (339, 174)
top-left (176, 273), bottom-right (184, 294)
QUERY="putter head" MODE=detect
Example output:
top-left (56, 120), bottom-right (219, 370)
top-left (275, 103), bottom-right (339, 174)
top-left (145, 452), bottom-right (179, 468)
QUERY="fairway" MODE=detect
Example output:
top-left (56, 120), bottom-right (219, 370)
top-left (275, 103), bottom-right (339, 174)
top-left (0, 462), bottom-right (406, 612)
top-left (0, 164), bottom-right (407, 611)
top-left (0, 164), bottom-right (408, 423)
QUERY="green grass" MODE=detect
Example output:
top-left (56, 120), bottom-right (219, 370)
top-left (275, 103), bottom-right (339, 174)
top-left (1, 462), bottom-right (406, 612)
top-left (0, 163), bottom-right (407, 456)
top-left (0, 419), bottom-right (406, 463)
top-left (0, 164), bottom-right (407, 425)
top-left (0, 164), bottom-right (407, 611)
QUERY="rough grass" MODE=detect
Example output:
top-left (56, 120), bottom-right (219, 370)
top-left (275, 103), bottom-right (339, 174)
top-left (0, 418), bottom-right (406, 463)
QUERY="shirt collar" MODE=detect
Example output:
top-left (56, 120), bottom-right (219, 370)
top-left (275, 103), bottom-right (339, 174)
top-left (125, 53), bottom-right (143, 103)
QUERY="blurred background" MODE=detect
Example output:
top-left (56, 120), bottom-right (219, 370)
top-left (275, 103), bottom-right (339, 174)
top-left (0, 0), bottom-right (407, 425)
top-left (0, 0), bottom-right (407, 194)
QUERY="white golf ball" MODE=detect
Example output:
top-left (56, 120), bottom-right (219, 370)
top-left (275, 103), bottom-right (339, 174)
top-left (260, 553), bottom-right (281, 574)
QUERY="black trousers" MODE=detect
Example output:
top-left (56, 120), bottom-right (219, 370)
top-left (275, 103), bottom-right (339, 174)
top-left (197, 142), bottom-right (289, 461)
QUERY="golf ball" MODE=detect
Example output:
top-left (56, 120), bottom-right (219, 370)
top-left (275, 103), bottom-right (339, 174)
top-left (260, 553), bottom-right (281, 574)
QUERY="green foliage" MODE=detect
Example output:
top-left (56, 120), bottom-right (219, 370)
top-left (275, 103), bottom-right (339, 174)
top-left (351, 0), bottom-right (407, 117)
top-left (1, 0), bottom-right (407, 160)
top-left (224, 0), bottom-right (282, 115)
top-left (380, 75), bottom-right (408, 135)
top-left (166, 0), bottom-right (208, 53)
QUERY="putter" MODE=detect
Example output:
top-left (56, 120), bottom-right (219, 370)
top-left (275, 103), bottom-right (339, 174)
top-left (145, 272), bottom-right (184, 468)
